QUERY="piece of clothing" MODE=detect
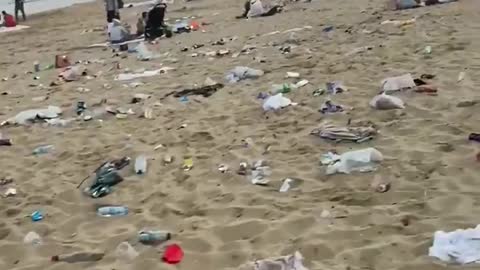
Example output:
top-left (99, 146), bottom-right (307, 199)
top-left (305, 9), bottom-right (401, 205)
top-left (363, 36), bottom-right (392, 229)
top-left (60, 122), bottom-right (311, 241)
top-left (2, 14), bottom-right (16, 27)
top-left (15, 0), bottom-right (26, 21)
top-left (145, 3), bottom-right (168, 40)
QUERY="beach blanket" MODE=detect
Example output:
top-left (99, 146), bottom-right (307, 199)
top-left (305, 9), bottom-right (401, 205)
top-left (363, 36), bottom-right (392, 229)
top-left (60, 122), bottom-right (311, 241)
top-left (0, 25), bottom-right (30, 33)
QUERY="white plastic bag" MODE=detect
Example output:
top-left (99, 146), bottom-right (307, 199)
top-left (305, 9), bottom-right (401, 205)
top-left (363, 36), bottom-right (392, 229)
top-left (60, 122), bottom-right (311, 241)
top-left (369, 93), bottom-right (405, 110)
top-left (326, 148), bottom-right (383, 175)
top-left (381, 73), bottom-right (415, 93)
top-left (262, 93), bottom-right (293, 111)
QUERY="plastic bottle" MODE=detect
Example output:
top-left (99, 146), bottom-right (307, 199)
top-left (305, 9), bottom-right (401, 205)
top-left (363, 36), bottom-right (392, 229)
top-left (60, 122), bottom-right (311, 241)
top-left (23, 231), bottom-right (42, 245)
top-left (139, 230), bottom-right (171, 244)
top-left (134, 155), bottom-right (147, 174)
top-left (32, 145), bottom-right (54, 155)
top-left (51, 252), bottom-right (104, 263)
top-left (97, 206), bottom-right (128, 217)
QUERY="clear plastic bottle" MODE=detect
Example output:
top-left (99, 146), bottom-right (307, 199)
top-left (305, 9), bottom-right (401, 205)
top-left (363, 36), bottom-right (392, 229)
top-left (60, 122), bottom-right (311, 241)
top-left (97, 206), bottom-right (128, 217)
top-left (138, 230), bottom-right (171, 244)
top-left (32, 145), bottom-right (54, 155)
top-left (134, 155), bottom-right (147, 174)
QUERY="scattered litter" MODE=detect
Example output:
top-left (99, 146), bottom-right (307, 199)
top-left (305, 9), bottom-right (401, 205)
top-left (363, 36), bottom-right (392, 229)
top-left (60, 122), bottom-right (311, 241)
top-left (82, 157), bottom-right (131, 198)
top-left (458, 71), bottom-right (466, 82)
top-left (324, 148), bottom-right (383, 175)
top-left (154, 144), bottom-right (165, 150)
top-left (424, 45), bottom-right (432, 54)
top-left (59, 65), bottom-right (87, 82)
top-left (143, 107), bottom-right (153, 119)
top-left (163, 154), bottom-right (173, 165)
top-left (251, 165), bottom-right (271, 185)
top-left (370, 93), bottom-right (405, 110)
top-left (286, 72), bottom-right (300, 78)
top-left (31, 210), bottom-right (44, 222)
top-left (0, 138), bottom-right (12, 146)
top-left (163, 83), bottom-right (224, 98)
top-left (134, 155), bottom-right (147, 175)
top-left (225, 66), bottom-right (264, 83)
top-left (320, 100), bottom-right (344, 114)
top-left (429, 225), bottom-right (480, 264)
top-left (183, 158), bottom-right (193, 171)
top-left (237, 162), bottom-right (249, 176)
top-left (115, 242), bottom-right (139, 262)
top-left (52, 252), bottom-right (105, 263)
top-left (115, 67), bottom-right (174, 81)
top-left (24, 231), bottom-right (42, 245)
top-left (163, 244), bottom-right (184, 264)
top-left (33, 145), bottom-right (54, 155)
top-left (0, 177), bottom-right (13, 186)
top-left (263, 93), bottom-right (295, 111)
top-left (469, 133), bottom-right (480, 143)
top-left (139, 230), bottom-right (171, 244)
top-left (374, 182), bottom-right (391, 193)
top-left (97, 206), bottom-right (129, 217)
top-left (313, 89), bottom-right (325, 96)
top-left (279, 178), bottom-right (294, 192)
top-left (311, 124), bottom-right (377, 143)
top-left (3, 187), bottom-right (17, 197)
top-left (381, 73), bottom-right (416, 93)
top-left (239, 251), bottom-right (309, 270)
top-left (1, 106), bottom-right (62, 126)
top-left (218, 164), bottom-right (229, 173)
top-left (381, 18), bottom-right (416, 26)
top-left (293, 79), bottom-right (309, 88)
top-left (326, 81), bottom-right (347, 94)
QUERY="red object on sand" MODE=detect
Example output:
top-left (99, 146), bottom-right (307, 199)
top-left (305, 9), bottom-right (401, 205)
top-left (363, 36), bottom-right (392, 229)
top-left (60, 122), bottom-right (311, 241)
top-left (190, 21), bottom-right (200, 31)
top-left (476, 152), bottom-right (480, 162)
top-left (163, 244), bottom-right (184, 264)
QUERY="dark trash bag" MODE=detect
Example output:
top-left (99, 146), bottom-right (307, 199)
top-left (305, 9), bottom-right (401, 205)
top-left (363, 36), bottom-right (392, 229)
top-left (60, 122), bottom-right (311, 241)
top-left (84, 157), bottom-right (130, 198)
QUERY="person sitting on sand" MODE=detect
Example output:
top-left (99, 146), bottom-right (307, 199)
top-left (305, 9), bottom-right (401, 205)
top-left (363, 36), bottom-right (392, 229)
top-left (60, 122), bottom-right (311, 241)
top-left (1, 11), bottom-right (17, 27)
top-left (236, 0), bottom-right (283, 19)
top-left (136, 11), bottom-right (147, 37)
top-left (145, 1), bottom-right (172, 40)
top-left (109, 19), bottom-right (132, 44)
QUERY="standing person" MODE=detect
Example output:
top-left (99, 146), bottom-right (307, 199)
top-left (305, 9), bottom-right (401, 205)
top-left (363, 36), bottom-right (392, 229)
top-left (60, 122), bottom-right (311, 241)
top-left (15, 0), bottom-right (26, 22)
top-left (105, 0), bottom-right (120, 22)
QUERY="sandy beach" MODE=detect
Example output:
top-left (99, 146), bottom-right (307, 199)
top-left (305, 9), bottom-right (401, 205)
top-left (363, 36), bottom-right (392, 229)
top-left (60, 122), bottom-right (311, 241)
top-left (1, 0), bottom-right (480, 269)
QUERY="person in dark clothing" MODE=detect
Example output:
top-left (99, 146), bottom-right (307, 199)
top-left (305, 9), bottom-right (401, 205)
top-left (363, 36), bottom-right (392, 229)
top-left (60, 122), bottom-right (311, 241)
top-left (15, 0), bottom-right (26, 22)
top-left (144, 2), bottom-right (172, 40)
top-left (105, 0), bottom-right (120, 22)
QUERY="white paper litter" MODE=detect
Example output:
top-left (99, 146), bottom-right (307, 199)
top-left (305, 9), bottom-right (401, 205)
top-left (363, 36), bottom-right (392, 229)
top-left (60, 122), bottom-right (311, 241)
top-left (381, 73), bottom-right (416, 93)
top-left (429, 225), bottom-right (480, 264)
top-left (115, 67), bottom-right (173, 81)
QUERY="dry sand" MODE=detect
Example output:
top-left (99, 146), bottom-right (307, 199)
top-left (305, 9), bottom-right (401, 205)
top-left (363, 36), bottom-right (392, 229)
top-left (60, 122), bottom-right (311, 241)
top-left (1, 0), bottom-right (480, 269)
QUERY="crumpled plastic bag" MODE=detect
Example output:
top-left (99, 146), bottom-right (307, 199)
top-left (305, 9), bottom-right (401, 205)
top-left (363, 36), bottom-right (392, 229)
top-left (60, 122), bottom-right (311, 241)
top-left (225, 66), bottom-right (264, 83)
top-left (429, 224), bottom-right (480, 264)
top-left (59, 65), bottom-right (87, 81)
top-left (381, 73), bottom-right (415, 93)
top-left (369, 93), bottom-right (405, 110)
top-left (325, 148), bottom-right (383, 175)
top-left (84, 157), bottom-right (130, 198)
top-left (262, 93), bottom-right (294, 111)
top-left (115, 67), bottom-right (174, 81)
top-left (134, 43), bottom-right (153, 61)
top-left (238, 251), bottom-right (309, 270)
top-left (1, 106), bottom-right (62, 126)
top-left (247, 0), bottom-right (267, 18)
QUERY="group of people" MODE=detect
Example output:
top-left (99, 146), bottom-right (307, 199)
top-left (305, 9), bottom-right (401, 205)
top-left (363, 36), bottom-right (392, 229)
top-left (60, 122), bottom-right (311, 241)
top-left (1, 0), bottom-right (27, 28)
top-left (105, 0), bottom-right (170, 44)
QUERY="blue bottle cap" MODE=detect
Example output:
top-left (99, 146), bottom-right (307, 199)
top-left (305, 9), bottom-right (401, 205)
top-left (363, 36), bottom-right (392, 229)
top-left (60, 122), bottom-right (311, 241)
top-left (31, 211), bottom-right (43, 222)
